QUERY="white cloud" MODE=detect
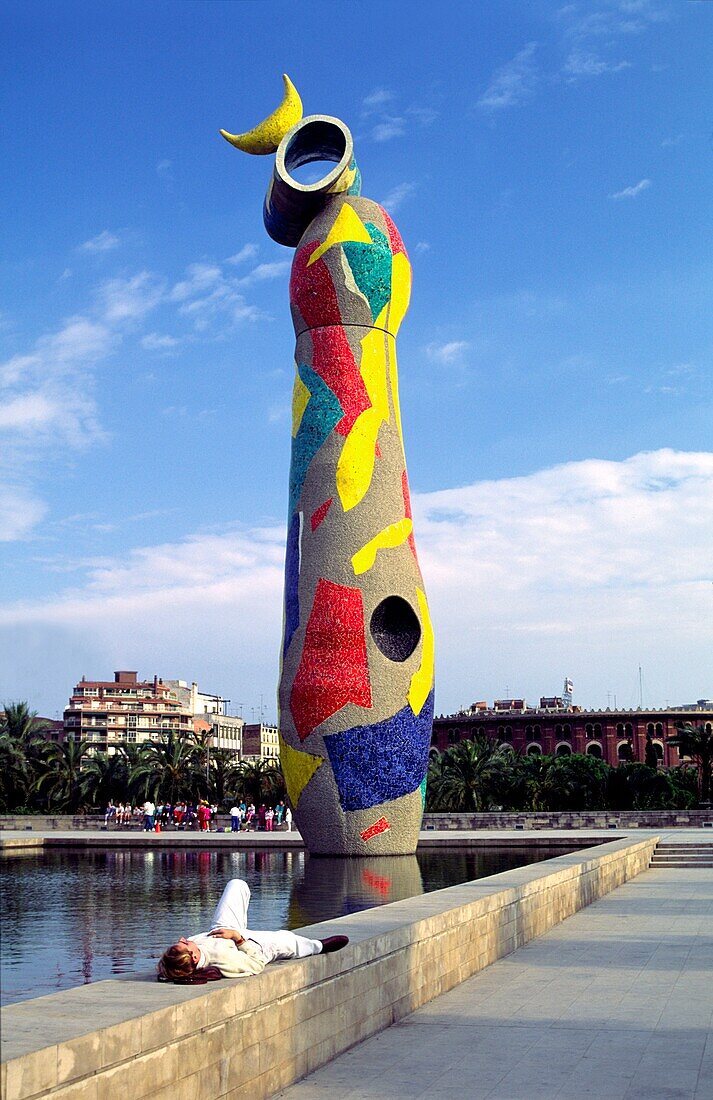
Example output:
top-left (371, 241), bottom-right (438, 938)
top-left (0, 484), bottom-right (47, 542)
top-left (237, 261), bottom-right (291, 288)
top-left (79, 230), bottom-right (120, 253)
top-left (426, 340), bottom-right (470, 364)
top-left (97, 272), bottom-right (165, 323)
top-left (169, 262), bottom-right (263, 329)
top-left (5, 450), bottom-right (710, 713)
top-left (141, 333), bottom-right (180, 352)
top-left (563, 50), bottom-right (631, 77)
top-left (362, 88), bottom-right (395, 113)
top-left (380, 182), bottom-right (417, 214)
top-left (372, 117), bottom-right (406, 143)
top-left (226, 243), bottom-right (259, 265)
top-left (478, 42), bottom-right (539, 110)
top-left (610, 178), bottom-right (651, 199)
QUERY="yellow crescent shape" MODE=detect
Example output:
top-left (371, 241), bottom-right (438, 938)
top-left (220, 73), bottom-right (303, 156)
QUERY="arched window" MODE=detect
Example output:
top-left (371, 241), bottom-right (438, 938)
top-left (525, 725), bottom-right (533, 737)
top-left (655, 723), bottom-right (663, 736)
top-left (562, 724), bottom-right (571, 739)
top-left (625, 723), bottom-right (633, 737)
top-left (534, 724), bottom-right (541, 736)
top-left (647, 723), bottom-right (655, 736)
top-left (526, 743), bottom-right (542, 756)
top-left (586, 743), bottom-right (603, 758)
top-left (617, 741), bottom-right (632, 762)
top-left (653, 741), bottom-right (664, 761)
top-left (585, 724), bottom-right (593, 736)
top-left (617, 723), bottom-right (624, 736)
top-left (448, 728), bottom-right (460, 744)
top-left (555, 724), bottom-right (562, 736)
top-left (555, 742), bottom-right (572, 757)
top-left (594, 723), bottom-right (602, 736)
top-left (706, 724), bottom-right (712, 734)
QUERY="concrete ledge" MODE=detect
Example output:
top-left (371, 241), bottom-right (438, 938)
top-left (0, 835), bottom-right (658, 1100)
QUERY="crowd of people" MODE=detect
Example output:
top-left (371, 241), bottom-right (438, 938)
top-left (104, 799), bottom-right (292, 832)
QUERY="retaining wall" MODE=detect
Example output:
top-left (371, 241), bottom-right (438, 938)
top-left (1, 835), bottom-right (657, 1100)
top-left (424, 809), bottom-right (712, 829)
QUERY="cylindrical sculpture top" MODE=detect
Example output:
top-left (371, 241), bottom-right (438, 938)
top-left (264, 115), bottom-right (361, 246)
top-left (271, 117), bottom-right (435, 855)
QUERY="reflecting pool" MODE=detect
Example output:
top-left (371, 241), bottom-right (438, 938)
top-left (0, 844), bottom-right (581, 1005)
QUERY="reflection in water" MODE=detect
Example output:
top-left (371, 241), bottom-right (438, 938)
top-left (289, 855), bottom-right (423, 927)
top-left (0, 844), bottom-right (579, 1005)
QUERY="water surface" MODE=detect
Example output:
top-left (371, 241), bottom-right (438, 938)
top-left (0, 844), bottom-right (580, 1005)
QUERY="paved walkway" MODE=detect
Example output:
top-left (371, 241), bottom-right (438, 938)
top-left (275, 866), bottom-right (713, 1100)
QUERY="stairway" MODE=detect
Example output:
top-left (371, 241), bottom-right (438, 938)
top-left (650, 842), bottom-right (713, 868)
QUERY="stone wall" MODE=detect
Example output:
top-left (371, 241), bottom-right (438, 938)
top-left (423, 810), bottom-right (713, 829)
top-left (2, 835), bottom-right (657, 1100)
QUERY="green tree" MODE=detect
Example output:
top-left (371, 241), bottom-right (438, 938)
top-left (426, 735), bottom-right (514, 812)
top-left (129, 733), bottom-right (203, 806)
top-left (644, 736), bottom-right (659, 770)
top-left (668, 723), bottom-right (713, 804)
top-left (79, 750), bottom-right (132, 809)
top-left (35, 739), bottom-right (91, 812)
top-left (207, 749), bottom-right (242, 806)
top-left (234, 758), bottom-right (284, 807)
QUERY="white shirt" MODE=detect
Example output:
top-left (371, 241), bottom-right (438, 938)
top-left (144, 801), bottom-right (155, 815)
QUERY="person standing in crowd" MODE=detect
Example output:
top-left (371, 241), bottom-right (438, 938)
top-left (104, 801), bottom-right (116, 826)
top-left (143, 799), bottom-right (155, 831)
top-left (285, 805), bottom-right (292, 831)
top-left (230, 804), bottom-right (240, 832)
top-left (274, 801), bottom-right (285, 828)
top-left (265, 806), bottom-right (274, 831)
top-left (246, 803), bottom-right (255, 830)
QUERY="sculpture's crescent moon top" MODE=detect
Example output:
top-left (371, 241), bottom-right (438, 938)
top-left (220, 73), bottom-right (303, 155)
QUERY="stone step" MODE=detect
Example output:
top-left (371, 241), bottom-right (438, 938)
top-left (650, 860), bottom-right (713, 868)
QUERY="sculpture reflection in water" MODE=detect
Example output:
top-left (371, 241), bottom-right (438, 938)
top-left (221, 77), bottom-right (435, 856)
top-left (288, 855), bottom-right (423, 929)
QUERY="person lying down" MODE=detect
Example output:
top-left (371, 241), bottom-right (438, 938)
top-left (157, 878), bottom-right (349, 984)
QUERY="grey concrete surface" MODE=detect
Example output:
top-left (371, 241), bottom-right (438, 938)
top-left (274, 865), bottom-right (713, 1100)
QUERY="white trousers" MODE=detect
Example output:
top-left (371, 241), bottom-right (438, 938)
top-left (210, 878), bottom-right (323, 964)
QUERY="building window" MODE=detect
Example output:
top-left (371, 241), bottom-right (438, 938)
top-left (617, 741), bottom-right (632, 762)
top-left (586, 743), bottom-right (603, 758)
top-left (526, 743), bottom-right (542, 756)
top-left (555, 743), bottom-right (572, 757)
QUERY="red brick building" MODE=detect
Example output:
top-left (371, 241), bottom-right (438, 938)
top-left (432, 700), bottom-right (713, 768)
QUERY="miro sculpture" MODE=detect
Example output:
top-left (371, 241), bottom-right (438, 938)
top-left (221, 76), bottom-right (435, 855)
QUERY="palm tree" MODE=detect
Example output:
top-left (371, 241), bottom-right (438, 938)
top-left (0, 731), bottom-right (34, 811)
top-left (35, 739), bottom-right (91, 811)
top-left (80, 750), bottom-right (132, 809)
top-left (234, 758), bottom-right (284, 807)
top-left (426, 735), bottom-right (513, 812)
top-left (207, 749), bottom-right (242, 806)
top-left (129, 733), bottom-right (203, 806)
top-left (1, 701), bottom-right (49, 744)
top-left (668, 723), bottom-right (713, 804)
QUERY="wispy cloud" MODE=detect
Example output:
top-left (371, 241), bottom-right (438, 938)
top-left (141, 333), bottom-right (180, 352)
top-left (380, 181), bottom-right (417, 214)
top-left (372, 117), bottom-right (406, 143)
top-left (361, 87), bottom-right (437, 143)
top-left (226, 243), bottom-right (259, 265)
top-left (236, 261), bottom-right (291, 288)
top-left (97, 272), bottom-right (165, 323)
top-left (169, 262), bottom-right (262, 329)
top-left (79, 230), bottom-right (120, 253)
top-left (426, 340), bottom-right (470, 365)
top-left (610, 177), bottom-right (651, 199)
top-left (478, 42), bottom-right (539, 110)
top-left (3, 451), bottom-right (711, 710)
top-left (562, 50), bottom-right (631, 77)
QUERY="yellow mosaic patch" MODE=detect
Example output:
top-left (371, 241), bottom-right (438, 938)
top-left (279, 735), bottom-right (323, 808)
top-left (408, 587), bottom-right (435, 716)
top-left (307, 203), bottom-right (372, 267)
top-left (352, 518), bottom-right (414, 575)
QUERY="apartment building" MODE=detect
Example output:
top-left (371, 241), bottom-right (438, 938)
top-left (63, 671), bottom-right (193, 752)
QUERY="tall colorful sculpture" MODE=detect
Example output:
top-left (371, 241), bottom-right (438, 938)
top-left (221, 77), bottom-right (435, 854)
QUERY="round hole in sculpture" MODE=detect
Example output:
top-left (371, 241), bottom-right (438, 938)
top-left (370, 596), bottom-right (421, 662)
top-left (280, 117), bottom-right (351, 190)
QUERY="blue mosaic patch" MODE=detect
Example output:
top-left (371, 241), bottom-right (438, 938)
top-left (283, 511), bottom-right (301, 656)
top-left (323, 691), bottom-right (434, 811)
top-left (289, 362), bottom-right (344, 514)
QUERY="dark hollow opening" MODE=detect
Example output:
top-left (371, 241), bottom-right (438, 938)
top-left (370, 596), bottom-right (421, 662)
top-left (283, 120), bottom-right (347, 179)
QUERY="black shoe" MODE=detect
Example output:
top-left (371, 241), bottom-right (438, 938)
top-left (320, 935), bottom-right (349, 953)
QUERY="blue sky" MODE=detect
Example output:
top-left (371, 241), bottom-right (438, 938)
top-left (1, 0), bottom-right (711, 719)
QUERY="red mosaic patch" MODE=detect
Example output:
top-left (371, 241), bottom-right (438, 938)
top-left (310, 498), bottom-right (333, 532)
top-left (360, 817), bottom-right (391, 843)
